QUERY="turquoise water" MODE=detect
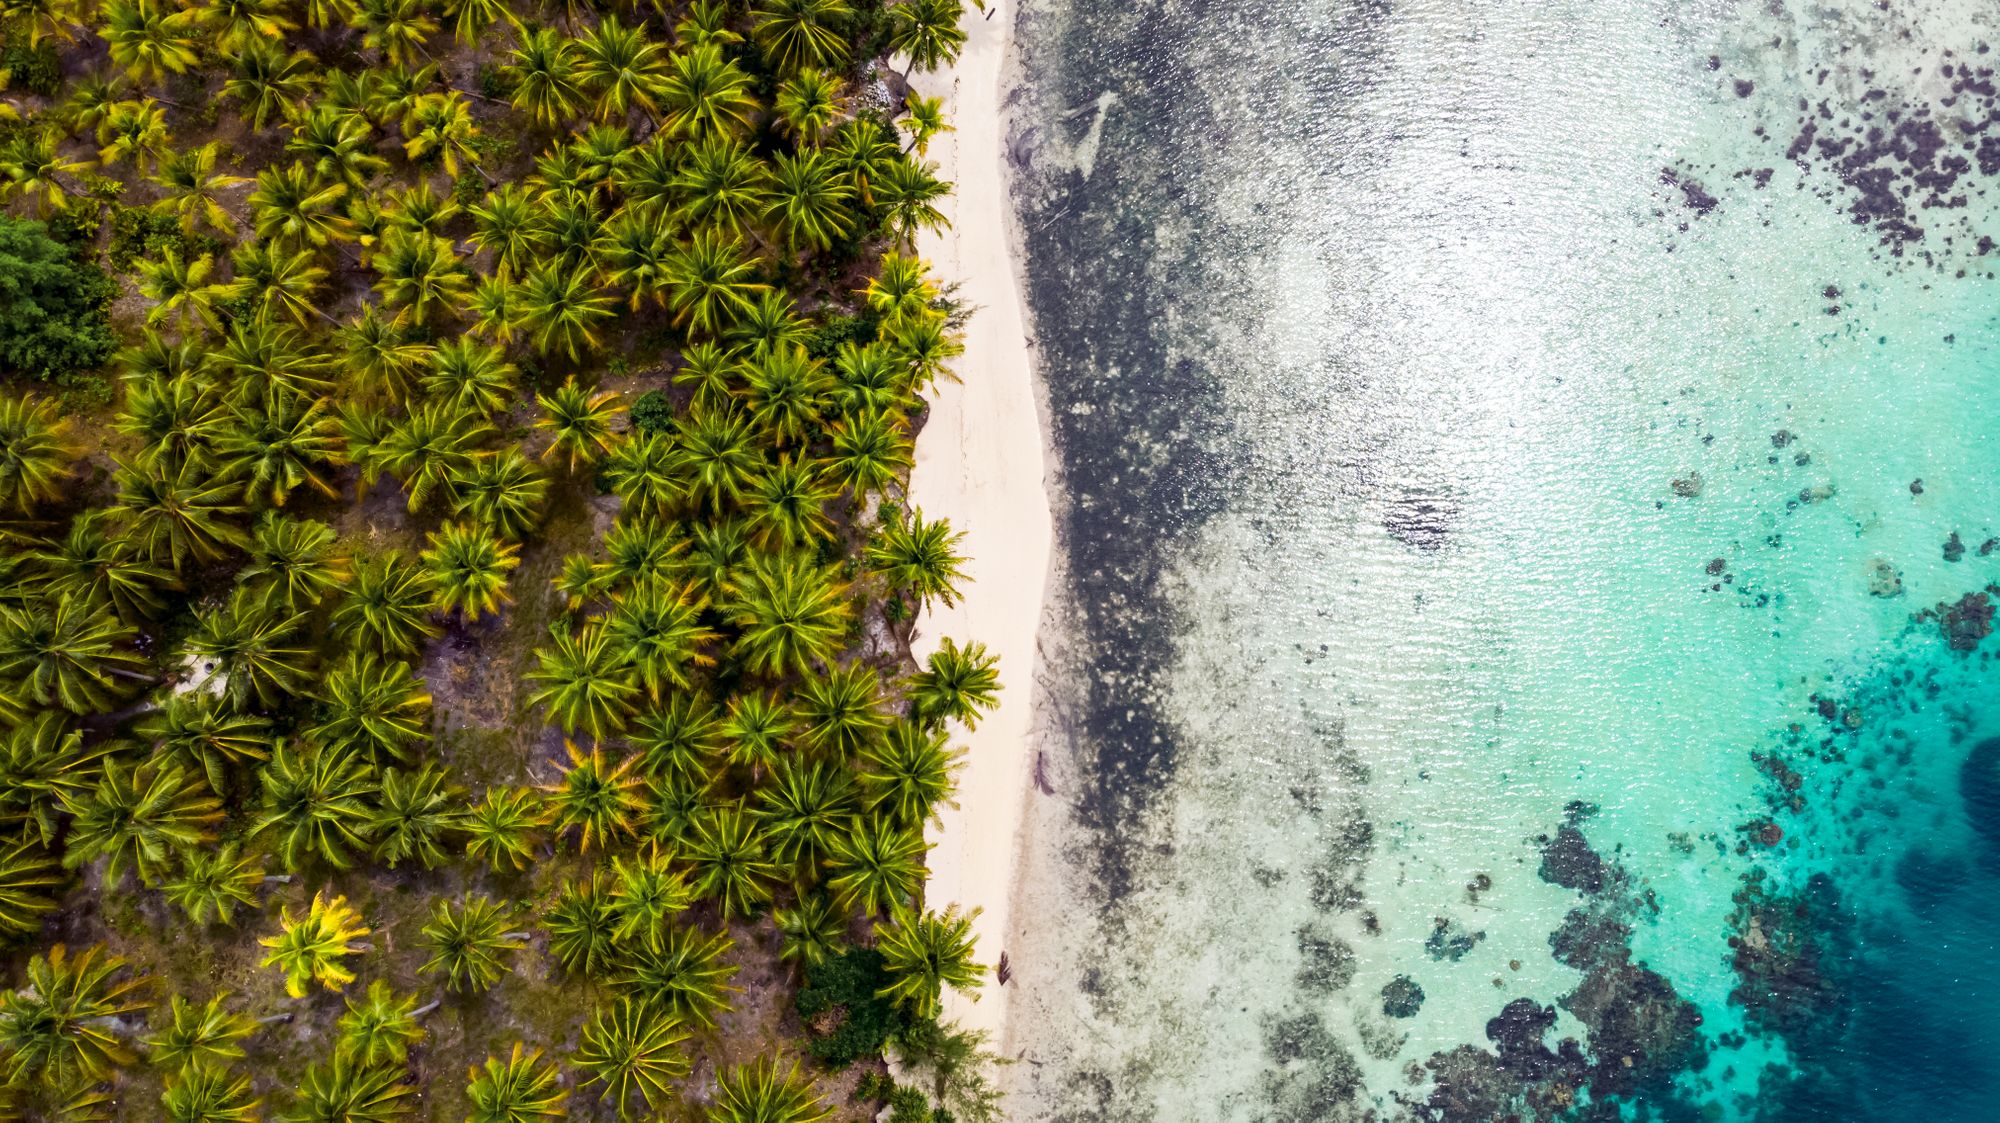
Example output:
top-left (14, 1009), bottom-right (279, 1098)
top-left (1003, 0), bottom-right (2000, 1118)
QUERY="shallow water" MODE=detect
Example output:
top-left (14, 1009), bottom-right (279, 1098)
top-left (1003, 1), bottom-right (2000, 1119)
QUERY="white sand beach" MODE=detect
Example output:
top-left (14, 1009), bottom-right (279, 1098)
top-left (905, 0), bottom-right (1052, 1050)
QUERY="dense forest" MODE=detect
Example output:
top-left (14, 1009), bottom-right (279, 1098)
top-left (0, 0), bottom-right (1000, 1118)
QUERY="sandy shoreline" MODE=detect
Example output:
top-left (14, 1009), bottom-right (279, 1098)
top-left (905, 0), bottom-right (1052, 1052)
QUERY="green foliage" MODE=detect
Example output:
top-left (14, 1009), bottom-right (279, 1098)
top-left (0, 217), bottom-right (117, 383)
top-left (1, 41), bottom-right (61, 96)
top-left (629, 389), bottom-right (676, 434)
top-left (795, 945), bottom-right (908, 1067)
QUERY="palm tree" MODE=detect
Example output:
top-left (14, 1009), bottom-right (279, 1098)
top-left (686, 803), bottom-right (780, 918)
top-left (604, 582), bottom-right (716, 700)
top-left (164, 1064), bottom-right (262, 1123)
top-left (402, 91), bottom-right (482, 178)
top-left (879, 156), bottom-right (952, 242)
top-left (0, 392), bottom-right (77, 513)
top-left (722, 690), bottom-right (793, 777)
top-left (876, 904), bottom-right (982, 1018)
top-left (534, 378), bottom-right (620, 472)
top-left (665, 230), bottom-right (767, 340)
top-left (160, 843), bottom-right (265, 925)
top-left (147, 993), bottom-right (256, 1072)
top-left (467, 1043), bottom-right (567, 1123)
top-left (116, 366), bottom-right (224, 471)
top-left (212, 318), bottom-right (336, 402)
top-left (223, 38), bottom-right (318, 129)
top-left (0, 944), bottom-right (151, 1090)
top-left (776, 68), bottom-right (841, 144)
top-left (287, 105), bottom-right (390, 189)
top-left (595, 518), bottom-right (685, 594)
top-left (240, 515), bottom-right (345, 613)
top-left (185, 586), bottom-right (313, 709)
top-left (252, 742), bottom-right (375, 871)
top-left (216, 390), bottom-right (346, 507)
top-left (286, 1054), bottom-right (414, 1121)
top-left (669, 342), bottom-right (742, 415)
top-left (0, 595), bottom-right (149, 715)
top-left (443, 0), bottom-right (516, 44)
top-left (864, 251), bottom-right (937, 321)
top-left (101, 0), bottom-right (201, 83)
top-left (380, 401), bottom-right (494, 513)
top-left (334, 980), bottom-right (421, 1067)
top-left (597, 208), bottom-right (674, 308)
top-left (675, 409), bottom-right (759, 515)
top-left (756, 756), bottom-right (855, 868)
top-left (198, 0), bottom-right (297, 49)
top-left (615, 921), bottom-right (738, 1027)
top-left (97, 97), bottom-right (172, 173)
top-left (545, 871), bottom-right (619, 976)
top-left (516, 264), bottom-right (615, 360)
top-left (150, 143), bottom-right (250, 237)
top-left (766, 149), bottom-right (853, 252)
top-left (675, 0), bottom-right (741, 46)
top-left (368, 764), bottom-right (462, 870)
top-left (747, 454), bottom-right (838, 549)
top-left (0, 840), bottom-right (62, 936)
top-left (601, 429), bottom-right (684, 520)
top-left (0, 129), bottom-right (92, 216)
top-left (341, 308), bottom-right (433, 406)
top-left (424, 338), bottom-right (518, 417)
top-left (1, 0), bottom-right (83, 47)
top-left (468, 185), bottom-right (540, 274)
top-left (354, 0), bottom-right (438, 66)
top-left (628, 693), bottom-right (725, 783)
top-left (891, 307), bottom-right (966, 390)
top-left (858, 718), bottom-right (961, 828)
top-left (454, 449), bottom-right (550, 540)
top-left (113, 457), bottom-right (251, 569)
top-left (824, 816), bottom-right (925, 916)
top-left (506, 27), bottom-right (583, 127)
top-left (670, 138), bottom-right (772, 236)
top-left (729, 550), bottom-right (850, 679)
top-left (731, 290), bottom-right (812, 357)
top-left (753, 0), bottom-right (851, 74)
top-left (572, 999), bottom-right (690, 1117)
top-left (712, 1058), bottom-right (833, 1123)
top-left (641, 770), bottom-right (711, 852)
top-left (537, 192), bottom-right (604, 272)
top-left (463, 786), bottom-right (545, 871)
top-left (772, 893), bottom-right (844, 970)
top-left (59, 760), bottom-right (222, 885)
top-left (793, 661), bottom-right (887, 757)
top-left (900, 92), bottom-right (952, 155)
top-left (527, 622), bottom-right (639, 742)
top-left (869, 508), bottom-right (969, 610)
top-left (576, 16), bottom-right (670, 119)
top-left (658, 44), bottom-right (759, 138)
top-left (828, 409), bottom-right (913, 499)
top-left (420, 893), bottom-right (523, 993)
top-left (908, 636), bottom-right (1001, 729)
top-left (260, 892), bottom-right (370, 998)
top-left (374, 229), bottom-right (472, 326)
top-left (0, 712), bottom-right (106, 847)
top-left (740, 345), bottom-right (832, 447)
top-left (890, 0), bottom-right (968, 74)
top-left (332, 551), bottom-right (441, 656)
top-left (248, 161), bottom-right (354, 247)
top-left (542, 740), bottom-right (646, 852)
top-left (607, 851), bottom-right (692, 943)
top-left (310, 651), bottom-right (431, 766)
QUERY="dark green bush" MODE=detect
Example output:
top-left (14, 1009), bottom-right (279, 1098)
top-left (105, 206), bottom-right (191, 271)
top-left (795, 946), bottom-right (908, 1067)
top-left (0, 216), bottom-right (118, 383)
top-left (1, 41), bottom-right (61, 97)
top-left (629, 390), bottom-right (675, 434)
top-left (804, 311), bottom-right (880, 360)
top-left (886, 1087), bottom-right (932, 1123)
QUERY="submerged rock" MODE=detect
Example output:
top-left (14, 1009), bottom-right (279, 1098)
top-left (1941, 591), bottom-right (1994, 651)
top-left (1425, 917), bottom-right (1486, 962)
top-left (1865, 556), bottom-right (1904, 597)
top-left (1670, 472), bottom-right (1703, 498)
top-left (1537, 825), bottom-right (1606, 894)
top-left (1944, 530), bottom-right (1966, 562)
top-left (1382, 975), bottom-right (1426, 1018)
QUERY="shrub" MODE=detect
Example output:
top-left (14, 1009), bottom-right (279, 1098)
top-left (105, 206), bottom-right (191, 271)
top-left (886, 1086), bottom-right (931, 1123)
top-left (795, 946), bottom-right (908, 1067)
top-left (803, 312), bottom-right (879, 360)
top-left (1, 41), bottom-right (61, 97)
top-left (629, 390), bottom-right (675, 434)
top-left (0, 217), bottom-right (118, 384)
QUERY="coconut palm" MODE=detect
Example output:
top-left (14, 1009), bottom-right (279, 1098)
top-left (354, 0), bottom-right (437, 66)
top-left (164, 1063), bottom-right (262, 1123)
top-left (891, 0), bottom-right (967, 74)
top-left (901, 92), bottom-right (951, 155)
top-left (160, 843), bottom-right (264, 925)
top-left (545, 871), bottom-right (619, 976)
top-left (864, 251), bottom-right (937, 320)
top-left (138, 249), bottom-right (227, 335)
top-left (260, 892), bottom-right (370, 998)
top-left (463, 786), bottom-right (546, 871)
top-left (0, 595), bottom-right (149, 715)
top-left (147, 993), bottom-right (256, 1073)
top-left (741, 345), bottom-right (832, 447)
top-left (332, 551), bottom-right (441, 656)
top-left (673, 409), bottom-right (758, 516)
top-left (454, 449), bottom-right (550, 540)
top-left (756, 756), bottom-right (855, 867)
top-left (252, 742), bottom-right (375, 871)
top-left (443, 0), bottom-right (516, 45)
top-left (216, 390), bottom-right (345, 507)
top-left (607, 851), bottom-right (692, 943)
top-left (223, 39), bottom-right (318, 129)
top-left (197, 0), bottom-right (297, 49)
top-left (747, 454), bottom-right (838, 549)
top-left (524, 622), bottom-right (635, 741)
top-left (616, 921), bottom-right (738, 1027)
top-left (601, 429), bottom-right (684, 520)
top-left (686, 803), bottom-right (780, 918)
top-left (712, 1057), bottom-right (833, 1123)
top-left (422, 522), bottom-right (520, 621)
top-left (824, 816), bottom-right (925, 916)
top-left (212, 318), bottom-right (337, 402)
top-left (721, 690), bottom-right (793, 776)
top-left (186, 587), bottom-right (313, 708)
top-left (310, 651), bottom-right (431, 765)
top-left (331, 980), bottom-right (421, 1068)
top-left (516, 263), bottom-right (616, 360)
top-left (116, 367), bottom-right (224, 471)
top-left (0, 841), bottom-right (62, 936)
top-left (776, 68), bottom-right (841, 143)
top-left (572, 999), bottom-right (689, 1116)
top-left (287, 105), bottom-right (390, 189)
top-left (595, 518), bottom-right (685, 594)
top-left (605, 582), bottom-right (716, 700)
top-left (367, 764), bottom-right (462, 870)
top-left (658, 44), bottom-right (759, 139)
top-left (597, 209), bottom-right (675, 308)
top-left (466, 1043), bottom-right (566, 1123)
top-left (240, 515), bottom-right (345, 613)
top-left (869, 508), bottom-right (968, 609)
top-left (402, 90), bottom-right (481, 178)
top-left (0, 713), bottom-right (106, 846)
top-left (628, 693), bottom-right (725, 783)
top-left (379, 402), bottom-right (494, 514)
top-left (766, 149), bottom-right (852, 252)
top-left (671, 137), bottom-right (772, 236)
top-left (248, 161), bottom-right (353, 247)
top-left (828, 409), bottom-right (913, 499)
top-left (60, 760), bottom-right (222, 884)
top-left (576, 16), bottom-right (670, 119)
top-left (114, 458), bottom-right (251, 569)
top-left (536, 191), bottom-right (604, 271)
top-left (891, 307), bottom-right (966, 390)
top-left (664, 230), bottom-right (767, 340)
top-left (731, 290), bottom-right (812, 357)
top-left (793, 661), bottom-right (887, 757)
top-left (468, 186), bottom-right (540, 276)
top-left (138, 683), bottom-right (274, 787)
top-left (374, 229), bottom-right (471, 326)
top-left (424, 338), bottom-right (518, 417)
top-left (729, 550), bottom-right (850, 679)
top-left (876, 904), bottom-right (982, 1018)
top-left (542, 741), bottom-right (646, 852)
top-left (0, 943), bottom-right (151, 1089)
top-left (909, 636), bottom-right (1001, 730)
top-left (534, 378), bottom-right (620, 472)
top-left (0, 392), bottom-right (77, 513)
top-left (341, 307), bottom-right (433, 405)
top-left (286, 1053), bottom-right (414, 1121)
top-left (420, 893), bottom-right (523, 993)
top-left (772, 893), bottom-right (844, 969)
top-left (506, 28), bottom-right (583, 127)
top-left (226, 242), bottom-right (326, 327)
top-left (669, 343), bottom-right (741, 415)
top-left (753, 0), bottom-right (851, 74)
top-left (879, 156), bottom-right (952, 241)
top-left (859, 719), bottom-right (960, 829)
top-left (102, 0), bottom-right (201, 83)
top-left (1, 0), bottom-right (83, 47)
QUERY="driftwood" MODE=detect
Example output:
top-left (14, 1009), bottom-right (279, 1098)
top-left (996, 951), bottom-right (1012, 986)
